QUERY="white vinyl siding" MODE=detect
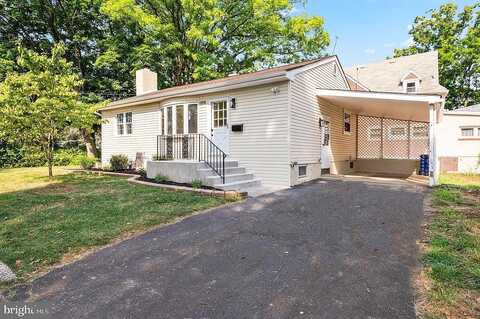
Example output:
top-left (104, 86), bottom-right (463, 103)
top-left (101, 82), bottom-right (290, 187)
top-left (101, 105), bottom-right (161, 166)
top-left (289, 61), bottom-right (350, 173)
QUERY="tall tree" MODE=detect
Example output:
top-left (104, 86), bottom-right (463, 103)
top-left (101, 0), bottom-right (330, 88)
top-left (393, 3), bottom-right (480, 109)
top-left (0, 44), bottom-right (86, 177)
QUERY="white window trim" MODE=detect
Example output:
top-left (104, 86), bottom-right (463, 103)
top-left (367, 126), bottom-right (382, 141)
top-left (298, 165), bottom-right (307, 178)
top-left (160, 101), bottom-right (200, 135)
top-left (114, 111), bottom-right (133, 136)
top-left (209, 98), bottom-right (230, 129)
top-left (459, 126), bottom-right (480, 139)
top-left (403, 79), bottom-right (420, 93)
top-left (387, 125), bottom-right (408, 140)
top-left (343, 110), bottom-right (352, 135)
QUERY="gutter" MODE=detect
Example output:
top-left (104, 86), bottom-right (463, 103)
top-left (100, 73), bottom-right (289, 112)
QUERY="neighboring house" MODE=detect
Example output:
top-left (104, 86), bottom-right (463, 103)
top-left (437, 104), bottom-right (480, 173)
top-left (344, 51), bottom-right (449, 97)
top-left (99, 54), bottom-right (444, 190)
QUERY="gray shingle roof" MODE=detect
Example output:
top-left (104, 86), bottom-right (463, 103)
top-left (344, 51), bottom-right (448, 95)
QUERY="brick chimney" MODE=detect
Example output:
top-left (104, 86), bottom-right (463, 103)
top-left (136, 68), bottom-right (157, 96)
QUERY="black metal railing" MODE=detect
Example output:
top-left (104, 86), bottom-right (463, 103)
top-left (156, 134), bottom-right (227, 184)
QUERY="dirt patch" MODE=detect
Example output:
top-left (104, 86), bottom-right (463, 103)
top-left (32, 183), bottom-right (75, 194)
top-left (137, 176), bottom-right (221, 191)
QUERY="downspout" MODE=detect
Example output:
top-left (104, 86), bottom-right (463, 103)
top-left (287, 80), bottom-right (293, 187)
top-left (428, 103), bottom-right (439, 186)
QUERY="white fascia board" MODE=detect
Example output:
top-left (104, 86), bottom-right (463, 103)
top-left (286, 56), bottom-right (337, 80)
top-left (101, 74), bottom-right (288, 111)
top-left (316, 89), bottom-right (444, 104)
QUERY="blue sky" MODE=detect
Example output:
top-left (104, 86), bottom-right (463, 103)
top-left (296, 0), bottom-right (476, 67)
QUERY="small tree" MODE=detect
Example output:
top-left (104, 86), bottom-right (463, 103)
top-left (0, 44), bottom-right (83, 178)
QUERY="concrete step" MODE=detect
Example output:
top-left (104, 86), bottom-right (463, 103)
top-left (197, 166), bottom-right (246, 176)
top-left (216, 179), bottom-right (262, 191)
top-left (205, 173), bottom-right (255, 186)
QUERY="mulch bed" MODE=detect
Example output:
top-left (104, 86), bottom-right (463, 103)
top-left (89, 168), bottom-right (139, 175)
top-left (137, 177), bottom-right (221, 191)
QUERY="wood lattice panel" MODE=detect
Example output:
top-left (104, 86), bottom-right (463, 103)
top-left (357, 115), bottom-right (429, 160)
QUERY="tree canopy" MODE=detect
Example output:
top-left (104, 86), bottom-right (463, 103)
top-left (101, 0), bottom-right (329, 88)
top-left (0, 44), bottom-right (91, 177)
top-left (0, 0), bottom-right (329, 98)
top-left (393, 3), bottom-right (480, 109)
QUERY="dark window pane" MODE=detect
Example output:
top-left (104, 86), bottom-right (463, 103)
top-left (188, 104), bottom-right (198, 133)
top-left (299, 165), bottom-right (307, 177)
top-left (176, 105), bottom-right (184, 134)
top-left (167, 107), bottom-right (173, 135)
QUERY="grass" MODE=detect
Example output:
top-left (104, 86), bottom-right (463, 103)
top-left (439, 173), bottom-right (480, 189)
top-left (418, 173), bottom-right (480, 318)
top-left (0, 167), bottom-right (227, 283)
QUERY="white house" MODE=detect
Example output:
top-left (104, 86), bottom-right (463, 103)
top-left (99, 54), bottom-right (445, 190)
top-left (437, 104), bottom-right (480, 173)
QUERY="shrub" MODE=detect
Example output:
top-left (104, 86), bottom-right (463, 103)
top-left (110, 155), bottom-right (129, 171)
top-left (53, 148), bottom-right (85, 166)
top-left (79, 156), bottom-right (97, 169)
top-left (137, 168), bottom-right (147, 178)
top-left (154, 174), bottom-right (169, 183)
top-left (191, 179), bottom-right (203, 189)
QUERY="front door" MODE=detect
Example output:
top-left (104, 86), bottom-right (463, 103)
top-left (320, 119), bottom-right (331, 169)
top-left (211, 100), bottom-right (229, 154)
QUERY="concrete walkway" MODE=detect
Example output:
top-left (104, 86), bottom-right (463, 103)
top-left (9, 178), bottom-right (426, 319)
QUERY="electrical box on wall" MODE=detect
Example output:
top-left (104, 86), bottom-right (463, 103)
top-left (231, 124), bottom-right (243, 132)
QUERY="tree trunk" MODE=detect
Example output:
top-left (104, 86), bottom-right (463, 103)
top-left (46, 136), bottom-right (54, 179)
top-left (81, 128), bottom-right (98, 158)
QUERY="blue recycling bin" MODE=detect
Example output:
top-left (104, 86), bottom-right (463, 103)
top-left (419, 154), bottom-right (429, 176)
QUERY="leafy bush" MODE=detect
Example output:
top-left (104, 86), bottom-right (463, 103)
top-left (0, 141), bottom-right (86, 168)
top-left (137, 168), bottom-right (147, 177)
top-left (79, 156), bottom-right (97, 169)
top-left (53, 148), bottom-right (85, 166)
top-left (110, 154), bottom-right (129, 171)
top-left (191, 179), bottom-right (203, 189)
top-left (154, 174), bottom-right (169, 183)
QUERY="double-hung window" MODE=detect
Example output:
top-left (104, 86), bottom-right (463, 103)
top-left (461, 127), bottom-right (475, 137)
top-left (116, 112), bottom-right (133, 135)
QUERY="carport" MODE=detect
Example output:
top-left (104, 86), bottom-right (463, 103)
top-left (316, 89), bottom-right (444, 186)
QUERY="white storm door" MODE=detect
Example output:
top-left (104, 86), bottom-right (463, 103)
top-left (211, 100), bottom-right (229, 154)
top-left (321, 119), bottom-right (331, 169)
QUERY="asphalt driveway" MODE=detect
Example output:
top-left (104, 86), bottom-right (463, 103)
top-left (9, 178), bottom-right (426, 319)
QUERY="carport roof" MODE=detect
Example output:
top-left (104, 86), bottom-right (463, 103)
top-left (316, 89), bottom-right (444, 122)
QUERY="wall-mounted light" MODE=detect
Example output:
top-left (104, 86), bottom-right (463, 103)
top-left (271, 87), bottom-right (280, 95)
top-left (230, 97), bottom-right (236, 109)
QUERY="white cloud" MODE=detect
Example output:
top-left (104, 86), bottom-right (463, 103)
top-left (364, 48), bottom-right (376, 55)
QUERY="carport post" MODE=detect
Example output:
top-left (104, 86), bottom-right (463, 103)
top-left (428, 103), bottom-right (439, 186)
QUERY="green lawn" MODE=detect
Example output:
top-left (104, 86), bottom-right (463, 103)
top-left (419, 174), bottom-right (480, 318)
top-left (439, 173), bottom-right (480, 189)
top-left (0, 167), bottom-right (227, 283)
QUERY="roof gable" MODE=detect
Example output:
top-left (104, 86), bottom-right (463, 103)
top-left (344, 51), bottom-right (448, 95)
